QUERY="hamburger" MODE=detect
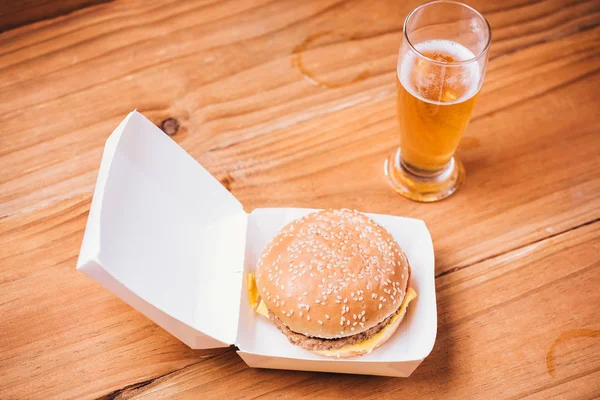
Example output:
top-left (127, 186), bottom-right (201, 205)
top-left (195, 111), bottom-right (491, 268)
top-left (248, 209), bottom-right (416, 358)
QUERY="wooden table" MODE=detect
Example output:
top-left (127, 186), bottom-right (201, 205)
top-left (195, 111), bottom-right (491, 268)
top-left (1, 0), bottom-right (599, 398)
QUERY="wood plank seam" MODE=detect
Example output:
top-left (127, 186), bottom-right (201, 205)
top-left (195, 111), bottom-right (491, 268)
top-left (0, 0), bottom-right (114, 34)
top-left (445, 259), bottom-right (599, 329)
top-left (489, 19), bottom-right (600, 60)
top-left (490, 0), bottom-right (591, 31)
top-left (95, 351), bottom-right (233, 400)
top-left (0, 1), bottom-right (203, 59)
top-left (483, 0), bottom-right (548, 15)
top-left (471, 67), bottom-right (599, 122)
top-left (506, 365), bottom-right (600, 400)
top-left (435, 217), bottom-right (600, 279)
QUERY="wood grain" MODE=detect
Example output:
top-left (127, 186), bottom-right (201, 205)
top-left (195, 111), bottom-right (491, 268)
top-left (1, 0), bottom-right (599, 399)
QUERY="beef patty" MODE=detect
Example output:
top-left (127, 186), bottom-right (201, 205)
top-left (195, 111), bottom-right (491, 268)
top-left (269, 306), bottom-right (400, 351)
top-left (268, 271), bottom-right (411, 352)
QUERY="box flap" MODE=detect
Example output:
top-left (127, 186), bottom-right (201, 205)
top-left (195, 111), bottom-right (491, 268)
top-left (77, 111), bottom-right (246, 348)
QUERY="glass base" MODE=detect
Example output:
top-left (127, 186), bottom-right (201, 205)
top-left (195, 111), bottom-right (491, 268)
top-left (384, 148), bottom-right (465, 202)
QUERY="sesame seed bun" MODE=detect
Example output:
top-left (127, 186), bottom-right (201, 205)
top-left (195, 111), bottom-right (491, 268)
top-left (255, 209), bottom-right (411, 342)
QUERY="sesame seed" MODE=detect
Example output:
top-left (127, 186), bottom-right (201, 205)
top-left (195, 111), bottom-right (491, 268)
top-left (343, 298), bottom-right (348, 304)
top-left (299, 311), bottom-right (303, 317)
top-left (318, 320), bottom-right (323, 325)
top-left (306, 316), bottom-right (311, 321)
top-left (378, 304), bottom-right (383, 309)
top-left (325, 314), bottom-right (330, 319)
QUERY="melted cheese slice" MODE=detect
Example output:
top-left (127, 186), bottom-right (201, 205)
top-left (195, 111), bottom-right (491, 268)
top-left (314, 287), bottom-right (417, 358)
top-left (245, 273), bottom-right (260, 309)
top-left (247, 272), bottom-right (270, 317)
top-left (256, 298), bottom-right (270, 318)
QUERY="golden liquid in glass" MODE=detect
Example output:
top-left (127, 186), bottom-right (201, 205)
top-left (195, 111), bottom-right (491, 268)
top-left (396, 40), bottom-right (480, 172)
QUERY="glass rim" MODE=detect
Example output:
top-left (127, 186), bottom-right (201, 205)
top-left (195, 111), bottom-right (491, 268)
top-left (403, 0), bottom-right (492, 66)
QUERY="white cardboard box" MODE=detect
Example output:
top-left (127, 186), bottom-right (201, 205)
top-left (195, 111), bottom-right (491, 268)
top-left (77, 111), bottom-right (437, 377)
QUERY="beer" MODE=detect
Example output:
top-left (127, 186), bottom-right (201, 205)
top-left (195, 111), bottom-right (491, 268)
top-left (385, 1), bottom-right (490, 202)
top-left (396, 40), bottom-right (480, 172)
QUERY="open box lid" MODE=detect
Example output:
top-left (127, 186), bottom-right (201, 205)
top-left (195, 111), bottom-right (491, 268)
top-left (77, 111), bottom-right (247, 349)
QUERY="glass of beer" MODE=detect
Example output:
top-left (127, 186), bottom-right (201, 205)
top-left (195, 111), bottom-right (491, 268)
top-left (385, 0), bottom-right (491, 202)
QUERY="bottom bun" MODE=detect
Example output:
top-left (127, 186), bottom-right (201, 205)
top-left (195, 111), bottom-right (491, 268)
top-left (313, 287), bottom-right (417, 359)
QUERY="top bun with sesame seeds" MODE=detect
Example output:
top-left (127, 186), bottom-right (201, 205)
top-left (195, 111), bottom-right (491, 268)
top-left (254, 209), bottom-right (412, 353)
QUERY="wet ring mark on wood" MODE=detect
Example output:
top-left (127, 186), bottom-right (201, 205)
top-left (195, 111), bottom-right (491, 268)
top-left (546, 329), bottom-right (600, 378)
top-left (292, 31), bottom-right (370, 89)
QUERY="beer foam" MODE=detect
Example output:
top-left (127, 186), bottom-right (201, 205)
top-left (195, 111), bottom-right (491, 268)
top-left (398, 40), bottom-right (481, 105)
